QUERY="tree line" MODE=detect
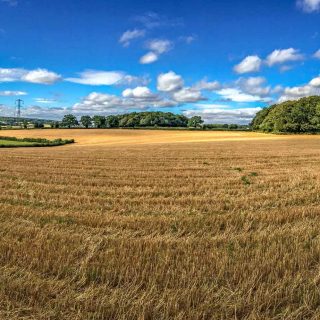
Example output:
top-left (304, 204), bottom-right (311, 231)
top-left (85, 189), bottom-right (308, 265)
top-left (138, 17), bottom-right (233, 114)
top-left (60, 112), bottom-right (204, 129)
top-left (251, 96), bottom-right (320, 133)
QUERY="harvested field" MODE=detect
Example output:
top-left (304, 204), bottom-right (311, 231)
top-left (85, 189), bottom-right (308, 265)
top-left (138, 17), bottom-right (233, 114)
top-left (3, 129), bottom-right (281, 146)
top-left (1, 129), bottom-right (320, 319)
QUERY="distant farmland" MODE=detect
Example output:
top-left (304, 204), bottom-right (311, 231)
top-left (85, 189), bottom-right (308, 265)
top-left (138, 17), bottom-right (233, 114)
top-left (1, 130), bottom-right (320, 319)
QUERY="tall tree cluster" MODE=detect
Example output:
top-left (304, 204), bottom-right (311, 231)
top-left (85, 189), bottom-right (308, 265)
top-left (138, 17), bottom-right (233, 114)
top-left (61, 112), bottom-right (204, 129)
top-left (251, 96), bottom-right (320, 133)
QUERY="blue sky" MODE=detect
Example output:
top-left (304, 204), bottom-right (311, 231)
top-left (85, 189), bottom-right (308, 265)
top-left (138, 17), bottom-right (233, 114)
top-left (0, 0), bottom-right (320, 123)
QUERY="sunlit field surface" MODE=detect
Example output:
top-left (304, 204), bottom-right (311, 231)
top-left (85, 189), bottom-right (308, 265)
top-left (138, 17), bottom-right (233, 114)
top-left (1, 130), bottom-right (320, 319)
top-left (3, 128), bottom-right (281, 146)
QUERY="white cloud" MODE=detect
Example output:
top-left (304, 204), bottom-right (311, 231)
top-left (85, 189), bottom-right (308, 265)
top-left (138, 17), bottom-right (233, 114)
top-left (119, 29), bottom-right (145, 47)
top-left (183, 105), bottom-right (262, 124)
top-left (0, 68), bottom-right (61, 84)
top-left (157, 71), bottom-right (184, 92)
top-left (25, 106), bottom-right (69, 118)
top-left (22, 69), bottom-right (62, 84)
top-left (0, 90), bottom-right (27, 96)
top-left (139, 39), bottom-right (173, 64)
top-left (194, 79), bottom-right (221, 91)
top-left (147, 39), bottom-right (172, 54)
top-left (234, 55), bottom-right (262, 74)
top-left (65, 70), bottom-right (148, 86)
top-left (34, 98), bottom-right (57, 104)
top-left (73, 92), bottom-right (124, 112)
top-left (0, 104), bottom-right (69, 120)
top-left (72, 90), bottom-right (177, 114)
top-left (0, 68), bottom-right (28, 82)
top-left (266, 48), bottom-right (304, 66)
top-left (297, 0), bottom-right (320, 12)
top-left (122, 74), bottom-right (151, 86)
top-left (217, 88), bottom-right (268, 103)
top-left (122, 86), bottom-right (156, 99)
top-left (278, 76), bottom-right (320, 102)
top-left (173, 87), bottom-right (204, 103)
top-left (278, 86), bottom-right (315, 102)
top-left (236, 77), bottom-right (271, 97)
top-left (140, 52), bottom-right (158, 64)
top-left (234, 49), bottom-right (304, 73)
top-left (25, 106), bottom-right (70, 119)
top-left (66, 70), bottom-right (123, 85)
top-left (309, 76), bottom-right (320, 87)
top-left (314, 49), bottom-right (320, 59)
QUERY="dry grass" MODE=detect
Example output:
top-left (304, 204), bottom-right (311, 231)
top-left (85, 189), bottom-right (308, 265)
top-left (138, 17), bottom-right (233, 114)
top-left (3, 128), bottom-right (282, 146)
top-left (1, 129), bottom-right (320, 319)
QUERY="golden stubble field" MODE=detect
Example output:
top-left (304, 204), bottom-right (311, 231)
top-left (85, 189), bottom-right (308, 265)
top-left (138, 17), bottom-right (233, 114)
top-left (1, 129), bottom-right (320, 319)
top-left (2, 128), bottom-right (283, 146)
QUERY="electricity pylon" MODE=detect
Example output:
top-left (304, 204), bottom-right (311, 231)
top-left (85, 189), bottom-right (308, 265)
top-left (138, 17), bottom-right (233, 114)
top-left (16, 99), bottom-right (24, 118)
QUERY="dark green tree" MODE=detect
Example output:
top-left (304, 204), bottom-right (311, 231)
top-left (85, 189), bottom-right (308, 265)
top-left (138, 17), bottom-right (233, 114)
top-left (251, 96), bottom-right (320, 133)
top-left (106, 115), bottom-right (119, 128)
top-left (80, 115), bottom-right (92, 128)
top-left (188, 116), bottom-right (204, 128)
top-left (61, 114), bottom-right (78, 128)
top-left (92, 115), bottom-right (106, 128)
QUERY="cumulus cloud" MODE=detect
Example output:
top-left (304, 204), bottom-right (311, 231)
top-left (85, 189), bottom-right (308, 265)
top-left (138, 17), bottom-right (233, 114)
top-left (193, 79), bottom-right (221, 91)
top-left (73, 91), bottom-right (177, 114)
top-left (139, 39), bottom-right (173, 64)
top-left (217, 88), bottom-right (268, 103)
top-left (173, 87), bottom-right (205, 103)
top-left (297, 0), bottom-right (320, 12)
top-left (266, 48), bottom-right (304, 66)
top-left (234, 49), bottom-right (304, 74)
top-left (278, 86), bottom-right (316, 102)
top-left (309, 76), bottom-right (320, 87)
top-left (119, 29), bottom-right (146, 47)
top-left (157, 71), bottom-right (184, 92)
top-left (236, 77), bottom-right (271, 97)
top-left (121, 74), bottom-right (150, 86)
top-left (22, 69), bottom-right (62, 84)
top-left (183, 105), bottom-right (262, 124)
top-left (72, 92), bottom-right (125, 113)
top-left (140, 52), bottom-right (158, 64)
top-left (278, 76), bottom-right (320, 102)
top-left (0, 68), bottom-right (61, 84)
top-left (234, 55), bottom-right (262, 74)
top-left (122, 86), bottom-right (157, 99)
top-left (0, 68), bottom-right (30, 82)
top-left (0, 90), bottom-right (27, 96)
top-left (147, 39), bottom-right (172, 54)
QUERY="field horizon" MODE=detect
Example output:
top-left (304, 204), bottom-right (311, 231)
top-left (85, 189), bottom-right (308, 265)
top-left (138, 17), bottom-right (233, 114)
top-left (1, 128), bottom-right (311, 147)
